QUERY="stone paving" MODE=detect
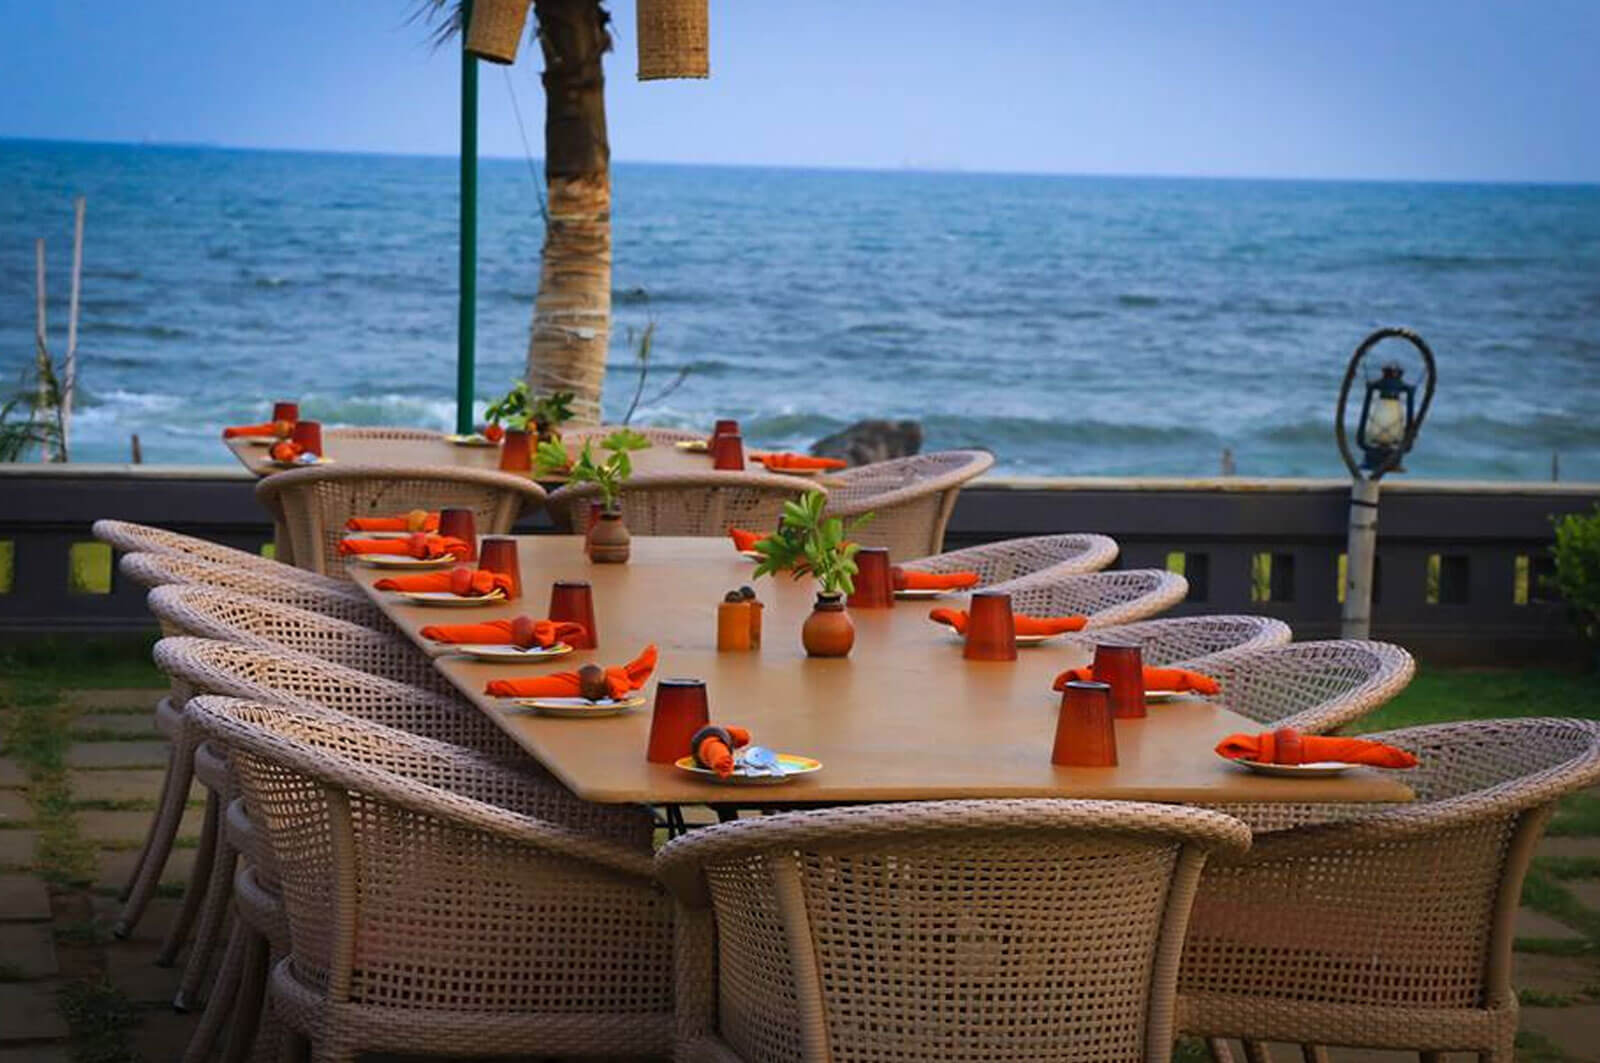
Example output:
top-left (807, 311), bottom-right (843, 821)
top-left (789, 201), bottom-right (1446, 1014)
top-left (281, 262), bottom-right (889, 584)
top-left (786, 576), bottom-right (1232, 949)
top-left (3, 683), bottom-right (1599, 1061)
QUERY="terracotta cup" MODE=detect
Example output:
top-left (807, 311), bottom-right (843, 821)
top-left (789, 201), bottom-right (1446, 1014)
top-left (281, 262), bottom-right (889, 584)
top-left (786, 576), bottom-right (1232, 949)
top-left (548, 580), bottom-right (598, 648)
top-left (712, 433), bottom-right (746, 471)
top-left (712, 419), bottom-right (739, 440)
top-left (717, 600), bottom-right (752, 651)
top-left (271, 402), bottom-right (299, 423)
top-left (962, 591), bottom-right (1018, 662)
top-left (289, 420), bottom-right (322, 456)
top-left (437, 508), bottom-right (478, 562)
top-left (646, 678), bottom-right (711, 764)
top-left (498, 429), bottom-right (533, 473)
top-left (846, 547), bottom-right (895, 609)
top-left (1052, 680), bottom-right (1119, 767)
top-left (477, 537), bottom-right (521, 601)
top-left (1093, 641), bottom-right (1146, 720)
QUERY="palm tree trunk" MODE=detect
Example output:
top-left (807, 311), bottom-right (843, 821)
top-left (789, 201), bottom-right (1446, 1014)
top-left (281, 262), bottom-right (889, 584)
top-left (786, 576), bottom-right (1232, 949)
top-left (527, 0), bottom-right (612, 426)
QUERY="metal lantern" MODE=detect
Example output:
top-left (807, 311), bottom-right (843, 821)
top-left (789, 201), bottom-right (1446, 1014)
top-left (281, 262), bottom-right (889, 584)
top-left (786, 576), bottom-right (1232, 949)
top-left (1356, 363), bottom-right (1417, 472)
top-left (637, 0), bottom-right (709, 80)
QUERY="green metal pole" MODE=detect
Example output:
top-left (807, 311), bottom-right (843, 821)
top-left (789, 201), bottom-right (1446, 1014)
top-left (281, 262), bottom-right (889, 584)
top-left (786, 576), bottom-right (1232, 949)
top-left (456, 0), bottom-right (479, 435)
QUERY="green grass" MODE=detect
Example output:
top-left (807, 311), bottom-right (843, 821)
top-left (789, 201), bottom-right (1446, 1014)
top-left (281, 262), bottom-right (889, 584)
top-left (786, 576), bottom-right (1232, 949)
top-left (1550, 793), bottom-right (1600, 837)
top-left (0, 633), bottom-right (163, 692)
top-left (1352, 667), bottom-right (1600, 735)
top-left (1515, 1029), bottom-right (1571, 1063)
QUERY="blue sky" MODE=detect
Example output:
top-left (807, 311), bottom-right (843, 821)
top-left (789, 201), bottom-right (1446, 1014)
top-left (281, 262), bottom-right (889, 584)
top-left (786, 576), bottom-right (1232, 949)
top-left (1, 0), bottom-right (1596, 181)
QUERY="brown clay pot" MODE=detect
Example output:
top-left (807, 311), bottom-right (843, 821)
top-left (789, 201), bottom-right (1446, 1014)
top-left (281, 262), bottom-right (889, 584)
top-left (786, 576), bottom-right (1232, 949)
top-left (498, 429), bottom-right (533, 473)
top-left (588, 510), bottom-right (632, 564)
top-left (801, 593), bottom-right (855, 658)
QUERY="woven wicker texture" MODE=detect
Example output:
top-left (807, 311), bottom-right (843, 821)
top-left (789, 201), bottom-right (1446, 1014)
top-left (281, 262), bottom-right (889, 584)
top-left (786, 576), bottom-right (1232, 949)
top-left (822, 450), bottom-right (995, 558)
top-left (657, 800), bottom-right (1251, 1063)
top-left (1179, 717), bottom-right (1600, 1059)
top-left (547, 471), bottom-right (820, 537)
top-left (187, 696), bottom-right (675, 1060)
top-left (636, 0), bottom-right (709, 79)
top-left (464, 0), bottom-right (530, 64)
top-left (900, 533), bottom-right (1120, 585)
top-left (254, 463), bottom-right (545, 578)
top-left (1197, 639), bottom-right (1415, 733)
top-left (119, 551), bottom-right (386, 629)
top-left (92, 519), bottom-right (342, 593)
top-left (563, 424), bottom-right (707, 447)
top-left (324, 426), bottom-right (445, 443)
top-left (1057, 615), bottom-right (1292, 670)
top-left (984, 568), bottom-right (1189, 628)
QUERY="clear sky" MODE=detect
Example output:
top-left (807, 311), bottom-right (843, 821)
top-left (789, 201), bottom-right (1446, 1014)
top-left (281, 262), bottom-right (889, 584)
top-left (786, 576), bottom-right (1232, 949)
top-left (1, 0), bottom-right (1596, 182)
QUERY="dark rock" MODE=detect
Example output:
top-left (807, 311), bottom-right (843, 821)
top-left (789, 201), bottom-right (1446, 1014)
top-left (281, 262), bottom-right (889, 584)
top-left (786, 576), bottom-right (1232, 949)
top-left (811, 420), bottom-right (922, 467)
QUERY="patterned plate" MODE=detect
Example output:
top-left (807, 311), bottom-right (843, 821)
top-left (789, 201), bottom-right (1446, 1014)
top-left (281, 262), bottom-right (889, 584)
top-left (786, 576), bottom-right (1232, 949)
top-left (448, 643), bottom-right (573, 662)
top-left (396, 591), bottom-right (506, 607)
top-left (894, 588), bottom-right (949, 600)
top-left (673, 753), bottom-right (823, 785)
top-left (356, 554), bottom-right (459, 569)
top-left (446, 433), bottom-right (498, 447)
top-left (510, 695), bottom-right (646, 717)
top-left (341, 530), bottom-right (414, 540)
top-left (1232, 759), bottom-right (1354, 778)
top-left (674, 440), bottom-right (711, 453)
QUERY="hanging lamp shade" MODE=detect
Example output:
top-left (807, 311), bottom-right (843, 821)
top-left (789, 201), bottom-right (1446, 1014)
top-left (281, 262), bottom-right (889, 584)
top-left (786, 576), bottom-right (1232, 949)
top-left (465, 0), bottom-right (532, 65)
top-left (637, 0), bottom-right (709, 80)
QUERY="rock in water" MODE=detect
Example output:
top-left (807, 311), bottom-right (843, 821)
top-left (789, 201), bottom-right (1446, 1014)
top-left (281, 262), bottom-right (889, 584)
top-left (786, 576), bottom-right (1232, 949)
top-left (811, 420), bottom-right (922, 466)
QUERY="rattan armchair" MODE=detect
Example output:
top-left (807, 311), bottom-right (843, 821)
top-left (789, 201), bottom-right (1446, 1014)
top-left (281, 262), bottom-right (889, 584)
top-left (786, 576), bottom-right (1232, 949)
top-left (1199, 639), bottom-right (1415, 733)
top-left (657, 799), bottom-right (1251, 1063)
top-left (119, 551), bottom-right (386, 629)
top-left (1058, 615), bottom-right (1292, 669)
top-left (563, 424), bottom-right (705, 446)
top-left (1179, 717), bottom-right (1600, 1063)
top-left (93, 519), bottom-right (335, 591)
top-left (987, 568), bottom-right (1189, 628)
top-left (547, 470), bottom-right (821, 536)
top-left (323, 426), bottom-right (444, 443)
top-left (255, 464), bottom-right (545, 578)
top-left (822, 449), bottom-right (995, 558)
top-left (900, 533), bottom-right (1120, 584)
top-left (187, 695), bottom-right (674, 1063)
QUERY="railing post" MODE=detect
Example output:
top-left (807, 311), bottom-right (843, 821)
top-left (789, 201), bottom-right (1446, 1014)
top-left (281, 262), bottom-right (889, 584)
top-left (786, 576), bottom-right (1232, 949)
top-left (1341, 477), bottom-right (1381, 638)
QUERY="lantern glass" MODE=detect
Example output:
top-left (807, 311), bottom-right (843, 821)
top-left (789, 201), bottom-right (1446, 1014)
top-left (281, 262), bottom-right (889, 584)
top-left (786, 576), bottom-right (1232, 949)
top-left (1363, 390), bottom-right (1408, 448)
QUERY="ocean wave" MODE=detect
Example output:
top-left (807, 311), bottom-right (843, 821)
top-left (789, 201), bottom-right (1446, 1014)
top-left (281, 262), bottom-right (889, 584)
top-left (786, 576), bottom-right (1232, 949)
top-left (82, 321), bottom-right (189, 340)
top-left (1379, 252), bottom-right (1535, 272)
top-left (1116, 294), bottom-right (1162, 308)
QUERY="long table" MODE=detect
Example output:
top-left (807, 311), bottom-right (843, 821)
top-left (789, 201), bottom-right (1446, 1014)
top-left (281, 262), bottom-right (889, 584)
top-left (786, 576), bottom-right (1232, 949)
top-left (352, 536), bottom-right (1415, 808)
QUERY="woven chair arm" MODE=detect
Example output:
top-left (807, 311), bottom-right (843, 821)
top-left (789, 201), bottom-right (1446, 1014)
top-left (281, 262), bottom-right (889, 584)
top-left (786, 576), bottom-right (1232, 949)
top-left (255, 462), bottom-right (548, 512)
top-left (824, 451), bottom-right (994, 517)
top-left (547, 470), bottom-right (827, 506)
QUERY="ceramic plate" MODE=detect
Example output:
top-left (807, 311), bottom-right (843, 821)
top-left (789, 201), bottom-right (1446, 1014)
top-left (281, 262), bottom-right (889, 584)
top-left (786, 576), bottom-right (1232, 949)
top-left (397, 590), bottom-right (506, 607)
top-left (943, 630), bottom-right (1061, 646)
top-left (738, 550), bottom-right (764, 561)
top-left (446, 433), bottom-right (498, 447)
top-left (763, 465), bottom-right (824, 477)
top-left (342, 530), bottom-right (413, 540)
top-left (266, 456), bottom-right (333, 468)
top-left (447, 642), bottom-right (573, 662)
top-left (895, 588), bottom-right (950, 600)
top-left (674, 440), bottom-right (710, 453)
top-left (510, 695), bottom-right (646, 717)
top-left (357, 554), bottom-right (458, 569)
top-left (1232, 759), bottom-right (1354, 778)
top-left (674, 753), bottom-right (823, 785)
top-left (242, 436), bottom-right (279, 447)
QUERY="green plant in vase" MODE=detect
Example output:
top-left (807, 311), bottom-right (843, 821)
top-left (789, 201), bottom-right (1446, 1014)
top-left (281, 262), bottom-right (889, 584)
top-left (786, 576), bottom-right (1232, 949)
top-left (483, 382), bottom-right (575, 444)
top-left (751, 491), bottom-right (872, 657)
top-left (537, 429), bottom-right (650, 563)
top-left (1551, 504), bottom-right (1600, 664)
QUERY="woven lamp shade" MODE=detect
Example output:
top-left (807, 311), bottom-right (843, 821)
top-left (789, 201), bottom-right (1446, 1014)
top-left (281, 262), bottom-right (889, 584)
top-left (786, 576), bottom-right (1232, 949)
top-left (637, 0), bottom-right (709, 80)
top-left (465, 0), bottom-right (532, 65)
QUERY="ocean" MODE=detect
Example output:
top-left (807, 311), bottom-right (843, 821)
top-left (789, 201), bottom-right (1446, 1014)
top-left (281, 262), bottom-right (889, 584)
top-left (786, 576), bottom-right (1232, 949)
top-left (3, 138), bottom-right (1598, 479)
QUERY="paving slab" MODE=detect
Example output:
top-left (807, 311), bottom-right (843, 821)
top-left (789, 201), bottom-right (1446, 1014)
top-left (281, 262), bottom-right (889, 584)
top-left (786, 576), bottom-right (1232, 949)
top-left (0, 1047), bottom-right (72, 1063)
top-left (0, 761), bottom-right (25, 789)
top-left (0, 792), bottom-right (31, 826)
top-left (0, 874), bottom-right (51, 921)
top-left (95, 846), bottom-right (195, 893)
top-left (1514, 950), bottom-right (1600, 995)
top-left (62, 688), bottom-right (164, 711)
top-left (0, 982), bottom-right (70, 1042)
top-left (1540, 836), bottom-right (1600, 863)
top-left (0, 923), bottom-right (58, 978)
top-left (72, 713), bottom-right (161, 737)
top-left (1521, 1004), bottom-right (1600, 1062)
top-left (1567, 878), bottom-right (1600, 911)
top-left (126, 1004), bottom-right (200, 1061)
top-left (1517, 907), bottom-right (1588, 942)
top-left (67, 768), bottom-right (188, 805)
top-left (78, 808), bottom-right (203, 847)
top-left (0, 831), bottom-right (36, 871)
top-left (64, 742), bottom-right (169, 770)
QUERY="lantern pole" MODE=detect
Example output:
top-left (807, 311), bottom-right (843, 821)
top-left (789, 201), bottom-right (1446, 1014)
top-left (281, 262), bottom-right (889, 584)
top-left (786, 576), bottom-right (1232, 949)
top-left (1334, 327), bottom-right (1437, 639)
top-left (456, 0), bottom-right (479, 436)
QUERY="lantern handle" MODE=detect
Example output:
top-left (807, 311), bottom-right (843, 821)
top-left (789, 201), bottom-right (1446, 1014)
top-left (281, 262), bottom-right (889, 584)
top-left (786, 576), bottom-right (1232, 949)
top-left (1335, 326), bottom-right (1437, 481)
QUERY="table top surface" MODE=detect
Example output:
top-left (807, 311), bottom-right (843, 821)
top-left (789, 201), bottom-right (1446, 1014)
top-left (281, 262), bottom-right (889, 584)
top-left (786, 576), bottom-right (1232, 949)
top-left (351, 536), bottom-right (1416, 808)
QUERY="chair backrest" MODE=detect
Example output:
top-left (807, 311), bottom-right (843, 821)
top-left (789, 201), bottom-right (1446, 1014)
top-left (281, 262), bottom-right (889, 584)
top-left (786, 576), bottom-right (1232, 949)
top-left (1202, 639), bottom-right (1414, 732)
top-left (119, 551), bottom-right (386, 629)
top-left (1059, 615), bottom-right (1292, 669)
top-left (146, 583), bottom-right (449, 695)
top-left (547, 472), bottom-right (821, 536)
top-left (254, 464), bottom-right (545, 578)
top-left (92, 519), bottom-right (339, 591)
top-left (989, 568), bottom-right (1188, 628)
top-left (657, 799), bottom-right (1250, 1063)
top-left (324, 426), bottom-right (444, 443)
top-left (562, 424), bottom-right (704, 447)
top-left (901, 533), bottom-right (1120, 584)
top-left (822, 450), bottom-right (995, 558)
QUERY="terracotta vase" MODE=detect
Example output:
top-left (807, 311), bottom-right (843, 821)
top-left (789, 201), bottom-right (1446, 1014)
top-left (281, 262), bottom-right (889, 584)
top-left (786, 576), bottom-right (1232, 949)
top-left (498, 429), bottom-right (532, 473)
top-left (588, 510), bottom-right (631, 564)
top-left (801, 593), bottom-right (855, 658)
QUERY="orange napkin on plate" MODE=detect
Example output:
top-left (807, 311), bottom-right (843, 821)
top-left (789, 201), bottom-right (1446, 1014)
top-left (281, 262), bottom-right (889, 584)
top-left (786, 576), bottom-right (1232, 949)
top-left (223, 421), bottom-right (289, 439)
top-left (420, 617), bottom-right (587, 646)
top-left (930, 608), bottom-right (1087, 636)
top-left (729, 527), bottom-right (765, 553)
top-left (893, 567), bottom-right (980, 591)
top-left (373, 569), bottom-right (513, 595)
top-left (339, 534), bottom-right (468, 559)
top-left (1215, 728), bottom-right (1418, 768)
top-left (693, 724), bottom-right (752, 779)
top-left (485, 644), bottom-right (659, 700)
top-left (1052, 665), bottom-right (1221, 695)
top-left (754, 452), bottom-right (847, 473)
top-left (346, 510), bottom-right (439, 533)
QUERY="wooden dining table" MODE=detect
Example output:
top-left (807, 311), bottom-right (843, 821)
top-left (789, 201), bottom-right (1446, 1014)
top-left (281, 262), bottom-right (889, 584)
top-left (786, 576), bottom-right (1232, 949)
top-left (349, 536), bottom-right (1416, 810)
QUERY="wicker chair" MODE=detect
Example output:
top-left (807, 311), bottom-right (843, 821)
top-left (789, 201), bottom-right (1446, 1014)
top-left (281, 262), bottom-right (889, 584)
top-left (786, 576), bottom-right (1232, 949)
top-left (986, 568), bottom-right (1189, 628)
top-left (186, 695), bottom-right (674, 1063)
top-left (255, 464), bottom-right (545, 578)
top-left (1197, 639), bottom-right (1415, 733)
top-left (563, 424), bottom-right (705, 446)
top-left (92, 518), bottom-right (334, 591)
top-left (900, 533), bottom-right (1120, 585)
top-left (547, 471), bottom-right (820, 536)
top-left (1179, 717), bottom-right (1600, 1063)
top-left (657, 799), bottom-right (1251, 1063)
top-left (822, 450), bottom-right (995, 558)
top-left (1059, 615), bottom-right (1292, 669)
top-left (323, 426), bottom-right (444, 443)
top-left (118, 551), bottom-right (386, 629)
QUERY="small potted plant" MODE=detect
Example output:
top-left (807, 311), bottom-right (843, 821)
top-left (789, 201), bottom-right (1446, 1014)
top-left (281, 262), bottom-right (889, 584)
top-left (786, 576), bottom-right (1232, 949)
top-left (529, 390), bottom-right (575, 445)
top-left (537, 429), bottom-right (650, 563)
top-left (752, 492), bottom-right (871, 657)
top-left (484, 384), bottom-right (576, 468)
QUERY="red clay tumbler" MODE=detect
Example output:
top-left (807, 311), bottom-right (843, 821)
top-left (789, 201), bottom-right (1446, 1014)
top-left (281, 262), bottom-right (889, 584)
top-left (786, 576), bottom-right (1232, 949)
top-left (437, 508), bottom-right (478, 562)
top-left (1052, 680), bottom-right (1118, 767)
top-left (477, 537), bottom-right (521, 601)
top-left (647, 678), bottom-right (710, 763)
top-left (1092, 641), bottom-right (1146, 720)
top-left (548, 580), bottom-right (598, 648)
top-left (963, 591), bottom-right (1018, 661)
top-left (847, 547), bottom-right (895, 609)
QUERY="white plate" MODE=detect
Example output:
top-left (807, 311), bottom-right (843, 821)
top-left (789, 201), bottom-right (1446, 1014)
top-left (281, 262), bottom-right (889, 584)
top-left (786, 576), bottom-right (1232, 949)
top-left (447, 642), bottom-right (573, 662)
top-left (943, 630), bottom-right (1063, 646)
top-left (396, 590), bottom-right (505, 607)
top-left (895, 588), bottom-right (951, 600)
top-left (738, 550), bottom-right (764, 561)
top-left (356, 553), bottom-right (459, 569)
top-left (1233, 759), bottom-right (1354, 778)
top-left (266, 456), bottom-right (333, 468)
top-left (510, 695), bottom-right (646, 717)
top-left (674, 440), bottom-right (710, 453)
top-left (342, 529), bottom-right (414, 540)
top-left (446, 433), bottom-right (498, 447)
top-left (762, 465), bottom-right (824, 477)
top-left (241, 436), bottom-right (279, 446)
top-left (1145, 689), bottom-right (1203, 702)
top-left (674, 753), bottom-right (823, 785)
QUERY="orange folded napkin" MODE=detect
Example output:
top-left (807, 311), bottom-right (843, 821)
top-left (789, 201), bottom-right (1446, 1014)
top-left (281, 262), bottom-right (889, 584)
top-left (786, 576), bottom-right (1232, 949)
top-left (930, 607), bottom-right (1087, 636)
top-left (754, 452), bottom-right (848, 473)
top-left (1215, 728), bottom-right (1418, 768)
top-left (692, 724), bottom-right (753, 779)
top-left (485, 644), bottom-right (659, 700)
top-left (729, 527), bottom-right (765, 553)
top-left (372, 569), bottom-right (513, 596)
top-left (338, 534), bottom-right (468, 559)
top-left (420, 617), bottom-right (587, 647)
top-left (1052, 665), bottom-right (1221, 695)
top-left (223, 420), bottom-right (291, 439)
top-left (346, 510), bottom-right (439, 533)
top-left (892, 567), bottom-right (980, 591)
